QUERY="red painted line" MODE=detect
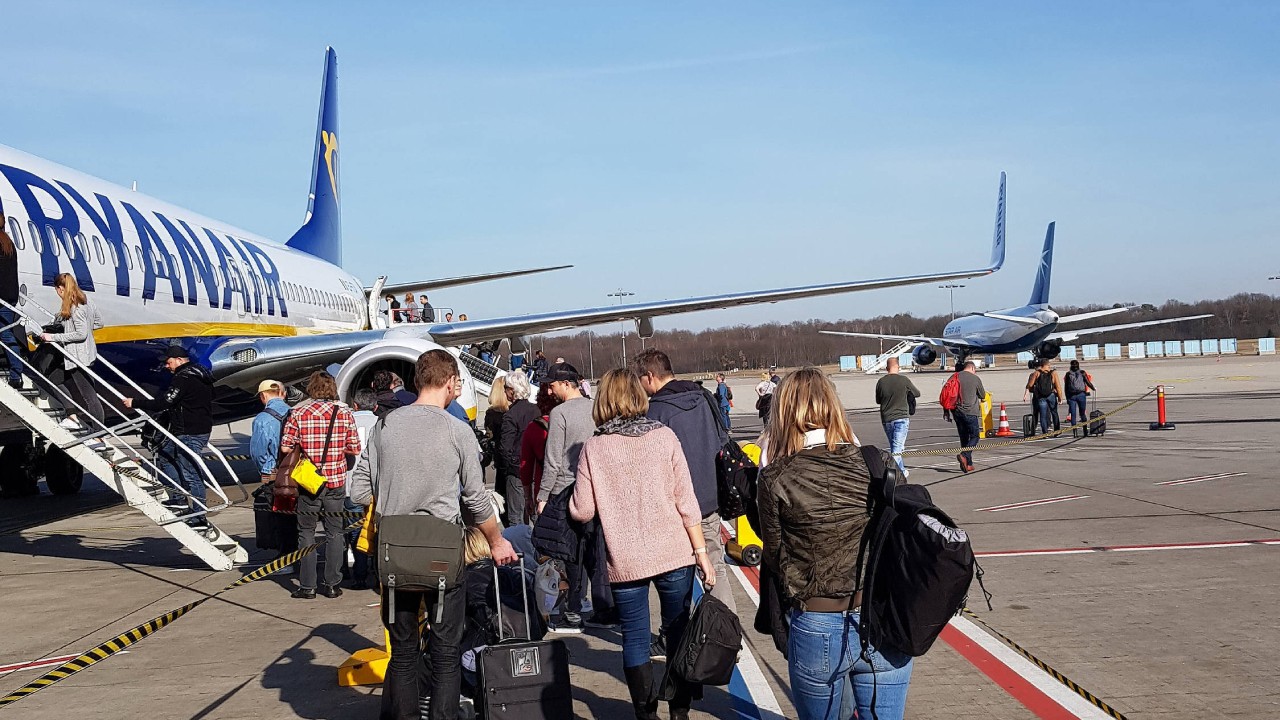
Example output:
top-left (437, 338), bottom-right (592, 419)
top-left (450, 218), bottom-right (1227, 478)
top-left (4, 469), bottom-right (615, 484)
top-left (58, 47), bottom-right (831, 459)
top-left (937, 625), bottom-right (1078, 720)
top-left (0, 654), bottom-right (79, 675)
top-left (977, 537), bottom-right (1280, 558)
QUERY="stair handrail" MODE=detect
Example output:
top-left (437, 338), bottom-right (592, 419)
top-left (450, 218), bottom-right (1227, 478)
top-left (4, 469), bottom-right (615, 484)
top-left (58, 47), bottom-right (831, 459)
top-left (0, 296), bottom-right (234, 514)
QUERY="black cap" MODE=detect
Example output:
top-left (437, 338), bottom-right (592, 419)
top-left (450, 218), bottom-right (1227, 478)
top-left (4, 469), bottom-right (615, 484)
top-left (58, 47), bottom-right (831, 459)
top-left (547, 363), bottom-right (580, 384)
top-left (165, 346), bottom-right (190, 359)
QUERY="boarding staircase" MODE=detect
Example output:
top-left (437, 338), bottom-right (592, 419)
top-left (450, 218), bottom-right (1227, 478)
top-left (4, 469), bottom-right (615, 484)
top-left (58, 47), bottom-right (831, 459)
top-left (0, 299), bottom-right (247, 571)
top-left (455, 349), bottom-right (505, 397)
top-left (863, 340), bottom-right (919, 374)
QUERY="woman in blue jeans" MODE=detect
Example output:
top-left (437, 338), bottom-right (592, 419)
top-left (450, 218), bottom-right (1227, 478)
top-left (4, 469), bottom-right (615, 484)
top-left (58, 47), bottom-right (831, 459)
top-left (758, 368), bottom-right (913, 720)
top-left (569, 369), bottom-right (714, 720)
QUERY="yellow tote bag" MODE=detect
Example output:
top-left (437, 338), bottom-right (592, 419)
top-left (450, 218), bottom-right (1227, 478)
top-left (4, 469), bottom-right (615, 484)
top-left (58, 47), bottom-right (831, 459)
top-left (291, 457), bottom-right (328, 495)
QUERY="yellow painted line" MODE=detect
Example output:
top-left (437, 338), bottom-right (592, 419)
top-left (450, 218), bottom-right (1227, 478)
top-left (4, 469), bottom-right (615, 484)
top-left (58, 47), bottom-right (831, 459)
top-left (94, 323), bottom-right (301, 343)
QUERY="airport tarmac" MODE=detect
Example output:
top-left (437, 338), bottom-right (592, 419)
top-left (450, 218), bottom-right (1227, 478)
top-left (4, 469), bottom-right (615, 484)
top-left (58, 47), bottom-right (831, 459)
top-left (1, 354), bottom-right (1276, 719)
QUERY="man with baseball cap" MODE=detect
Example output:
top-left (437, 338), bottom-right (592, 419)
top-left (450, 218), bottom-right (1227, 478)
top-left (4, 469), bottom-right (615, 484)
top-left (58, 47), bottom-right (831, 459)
top-left (123, 346), bottom-right (215, 527)
top-left (250, 379), bottom-right (297, 567)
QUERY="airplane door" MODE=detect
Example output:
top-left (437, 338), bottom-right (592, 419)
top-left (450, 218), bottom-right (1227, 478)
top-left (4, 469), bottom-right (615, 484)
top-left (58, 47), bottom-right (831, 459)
top-left (367, 276), bottom-right (387, 330)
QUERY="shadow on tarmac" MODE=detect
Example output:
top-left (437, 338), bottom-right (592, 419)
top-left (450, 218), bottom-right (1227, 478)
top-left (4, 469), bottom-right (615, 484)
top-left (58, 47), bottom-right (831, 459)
top-left (257, 623), bottom-right (378, 719)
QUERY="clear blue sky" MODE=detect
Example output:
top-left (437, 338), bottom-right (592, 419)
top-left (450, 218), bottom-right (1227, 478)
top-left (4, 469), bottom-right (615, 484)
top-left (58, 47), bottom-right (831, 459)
top-left (4, 2), bottom-right (1277, 329)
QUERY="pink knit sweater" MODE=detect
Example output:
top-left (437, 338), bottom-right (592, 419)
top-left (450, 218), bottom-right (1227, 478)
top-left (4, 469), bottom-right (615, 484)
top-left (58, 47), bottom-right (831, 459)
top-left (569, 426), bottom-right (701, 583)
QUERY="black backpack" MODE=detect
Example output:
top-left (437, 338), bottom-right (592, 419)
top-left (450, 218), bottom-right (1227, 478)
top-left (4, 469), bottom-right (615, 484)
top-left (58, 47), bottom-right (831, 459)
top-left (662, 591), bottom-right (743, 692)
top-left (1033, 369), bottom-right (1055, 398)
top-left (700, 391), bottom-right (758, 520)
top-left (855, 445), bottom-right (987, 658)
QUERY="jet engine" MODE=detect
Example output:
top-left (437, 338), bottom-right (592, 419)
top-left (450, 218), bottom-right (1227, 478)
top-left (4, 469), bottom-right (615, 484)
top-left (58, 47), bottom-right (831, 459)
top-left (334, 338), bottom-right (478, 423)
top-left (912, 345), bottom-right (938, 366)
top-left (1028, 340), bottom-right (1062, 368)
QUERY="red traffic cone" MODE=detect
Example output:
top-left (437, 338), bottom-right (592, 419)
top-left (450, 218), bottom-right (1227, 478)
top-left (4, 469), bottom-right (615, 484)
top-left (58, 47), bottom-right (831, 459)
top-left (995, 403), bottom-right (1016, 437)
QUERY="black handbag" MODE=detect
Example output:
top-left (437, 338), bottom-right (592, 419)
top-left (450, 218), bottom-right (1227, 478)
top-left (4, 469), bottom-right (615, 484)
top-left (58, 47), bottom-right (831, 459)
top-left (662, 589), bottom-right (743, 691)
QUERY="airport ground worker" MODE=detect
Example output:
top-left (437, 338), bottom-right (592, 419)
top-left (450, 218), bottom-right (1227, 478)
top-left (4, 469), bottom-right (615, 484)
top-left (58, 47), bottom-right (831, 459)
top-left (758, 367), bottom-right (913, 720)
top-left (875, 356), bottom-right (920, 477)
top-left (279, 371), bottom-right (361, 600)
top-left (1065, 360), bottom-right (1098, 435)
top-left (1024, 359), bottom-right (1064, 434)
top-left (953, 361), bottom-right (987, 472)
top-left (569, 368), bottom-right (713, 720)
top-left (349, 349), bottom-right (516, 720)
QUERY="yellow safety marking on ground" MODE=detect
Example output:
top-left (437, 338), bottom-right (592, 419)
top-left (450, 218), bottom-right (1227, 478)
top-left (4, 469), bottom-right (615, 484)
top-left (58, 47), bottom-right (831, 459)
top-left (1218, 375), bottom-right (1254, 381)
top-left (0, 545), bottom-right (320, 709)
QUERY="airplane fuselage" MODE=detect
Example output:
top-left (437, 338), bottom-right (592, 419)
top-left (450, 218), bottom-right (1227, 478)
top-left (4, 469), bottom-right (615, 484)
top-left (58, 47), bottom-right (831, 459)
top-left (940, 306), bottom-right (1059, 356)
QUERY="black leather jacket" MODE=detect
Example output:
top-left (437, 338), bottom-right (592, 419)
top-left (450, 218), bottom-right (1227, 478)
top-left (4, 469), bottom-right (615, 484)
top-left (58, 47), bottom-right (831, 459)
top-left (758, 444), bottom-right (871, 604)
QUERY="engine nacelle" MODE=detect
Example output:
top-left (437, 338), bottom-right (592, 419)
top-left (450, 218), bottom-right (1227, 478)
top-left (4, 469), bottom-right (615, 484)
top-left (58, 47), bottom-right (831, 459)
top-left (1027, 340), bottom-right (1063, 368)
top-left (912, 345), bottom-right (938, 366)
top-left (334, 338), bottom-right (478, 423)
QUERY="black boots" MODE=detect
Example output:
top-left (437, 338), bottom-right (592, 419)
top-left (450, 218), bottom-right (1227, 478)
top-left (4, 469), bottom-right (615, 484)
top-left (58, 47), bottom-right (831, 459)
top-left (623, 663), bottom-right (659, 720)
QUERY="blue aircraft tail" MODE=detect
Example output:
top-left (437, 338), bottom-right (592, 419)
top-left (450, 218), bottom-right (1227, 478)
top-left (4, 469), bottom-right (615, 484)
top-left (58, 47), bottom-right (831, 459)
top-left (286, 47), bottom-right (342, 266)
top-left (1027, 221), bottom-right (1054, 307)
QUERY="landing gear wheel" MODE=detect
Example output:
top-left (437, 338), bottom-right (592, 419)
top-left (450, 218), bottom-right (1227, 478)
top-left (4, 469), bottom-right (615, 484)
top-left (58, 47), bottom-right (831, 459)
top-left (740, 544), bottom-right (762, 567)
top-left (0, 442), bottom-right (40, 497)
top-left (44, 447), bottom-right (84, 495)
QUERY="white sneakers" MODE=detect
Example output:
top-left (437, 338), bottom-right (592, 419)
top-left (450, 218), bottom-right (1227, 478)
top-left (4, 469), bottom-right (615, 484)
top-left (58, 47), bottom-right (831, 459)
top-left (58, 417), bottom-right (83, 431)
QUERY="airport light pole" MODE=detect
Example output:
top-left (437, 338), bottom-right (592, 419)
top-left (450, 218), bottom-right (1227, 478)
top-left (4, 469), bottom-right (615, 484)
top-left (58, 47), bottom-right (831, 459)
top-left (607, 289), bottom-right (635, 364)
top-left (587, 331), bottom-right (595, 381)
top-left (939, 284), bottom-right (965, 319)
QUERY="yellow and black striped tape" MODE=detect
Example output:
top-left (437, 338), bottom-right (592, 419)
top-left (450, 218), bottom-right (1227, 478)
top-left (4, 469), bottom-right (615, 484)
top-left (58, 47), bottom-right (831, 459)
top-left (0, 544), bottom-right (319, 709)
top-left (901, 389), bottom-right (1154, 459)
top-left (962, 608), bottom-right (1129, 720)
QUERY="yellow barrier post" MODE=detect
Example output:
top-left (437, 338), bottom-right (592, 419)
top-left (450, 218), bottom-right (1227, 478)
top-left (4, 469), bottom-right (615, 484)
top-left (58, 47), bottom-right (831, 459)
top-left (338, 628), bottom-right (391, 687)
top-left (980, 392), bottom-right (993, 439)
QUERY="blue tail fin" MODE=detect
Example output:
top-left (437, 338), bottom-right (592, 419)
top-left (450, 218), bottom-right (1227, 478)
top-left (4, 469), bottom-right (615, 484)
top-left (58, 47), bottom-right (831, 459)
top-left (1027, 221), bottom-right (1054, 307)
top-left (286, 47), bottom-right (341, 266)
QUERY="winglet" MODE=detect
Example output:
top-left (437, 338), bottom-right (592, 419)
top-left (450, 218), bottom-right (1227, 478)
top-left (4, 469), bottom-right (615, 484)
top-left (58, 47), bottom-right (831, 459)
top-left (1028, 221), bottom-right (1054, 307)
top-left (286, 47), bottom-right (342, 266)
top-left (988, 171), bottom-right (1007, 271)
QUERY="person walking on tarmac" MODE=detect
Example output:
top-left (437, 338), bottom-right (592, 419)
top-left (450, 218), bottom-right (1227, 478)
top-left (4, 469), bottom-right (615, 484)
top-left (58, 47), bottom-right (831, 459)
top-left (279, 371), bottom-right (362, 600)
top-left (875, 356), bottom-right (920, 477)
top-left (570, 368), bottom-right (714, 720)
top-left (1023, 358), bottom-right (1064, 434)
top-left (952, 361), bottom-right (987, 473)
top-left (498, 372), bottom-right (538, 525)
top-left (714, 373), bottom-right (732, 430)
top-left (1064, 360), bottom-right (1098, 436)
top-left (123, 346), bottom-right (214, 525)
top-left (349, 349), bottom-right (517, 720)
top-left (757, 368), bottom-right (914, 720)
top-left (250, 379), bottom-right (298, 570)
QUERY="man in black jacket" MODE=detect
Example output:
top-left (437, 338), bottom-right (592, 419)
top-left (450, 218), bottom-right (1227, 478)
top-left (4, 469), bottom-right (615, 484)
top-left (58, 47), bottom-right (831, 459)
top-left (497, 372), bottom-right (538, 525)
top-left (123, 346), bottom-right (214, 526)
top-left (634, 349), bottom-right (735, 614)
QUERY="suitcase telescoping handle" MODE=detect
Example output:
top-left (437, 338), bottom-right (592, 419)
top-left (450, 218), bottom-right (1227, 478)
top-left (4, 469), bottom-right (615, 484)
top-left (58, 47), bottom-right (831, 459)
top-left (492, 553), bottom-right (532, 643)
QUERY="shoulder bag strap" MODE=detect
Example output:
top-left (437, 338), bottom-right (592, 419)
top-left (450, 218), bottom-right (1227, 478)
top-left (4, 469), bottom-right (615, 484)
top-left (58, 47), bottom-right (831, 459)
top-left (313, 405), bottom-right (340, 470)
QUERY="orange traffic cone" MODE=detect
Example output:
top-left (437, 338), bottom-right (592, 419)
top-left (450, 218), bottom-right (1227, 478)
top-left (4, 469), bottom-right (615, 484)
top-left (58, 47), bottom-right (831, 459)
top-left (995, 403), bottom-right (1016, 437)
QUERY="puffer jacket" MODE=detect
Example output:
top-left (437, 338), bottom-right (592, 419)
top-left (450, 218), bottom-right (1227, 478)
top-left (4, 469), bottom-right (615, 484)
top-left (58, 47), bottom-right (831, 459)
top-left (758, 444), bottom-right (871, 604)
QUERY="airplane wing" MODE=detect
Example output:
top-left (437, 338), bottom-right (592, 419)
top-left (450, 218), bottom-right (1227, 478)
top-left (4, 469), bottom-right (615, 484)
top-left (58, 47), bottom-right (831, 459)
top-left (980, 312), bottom-right (1044, 326)
top-left (372, 265), bottom-right (573, 297)
top-left (428, 171), bottom-right (1008, 347)
top-left (1048, 314), bottom-right (1214, 343)
top-left (1055, 307), bottom-right (1130, 324)
top-left (818, 330), bottom-right (976, 348)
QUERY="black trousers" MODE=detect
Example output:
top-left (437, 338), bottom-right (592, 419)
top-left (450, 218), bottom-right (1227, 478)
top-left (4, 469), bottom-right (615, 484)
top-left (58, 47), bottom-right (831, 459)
top-left (565, 524), bottom-right (613, 615)
top-left (381, 584), bottom-right (465, 720)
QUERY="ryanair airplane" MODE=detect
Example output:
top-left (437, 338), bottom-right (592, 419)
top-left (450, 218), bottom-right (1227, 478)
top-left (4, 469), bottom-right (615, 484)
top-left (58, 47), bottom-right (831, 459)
top-left (0, 48), bottom-right (1005, 456)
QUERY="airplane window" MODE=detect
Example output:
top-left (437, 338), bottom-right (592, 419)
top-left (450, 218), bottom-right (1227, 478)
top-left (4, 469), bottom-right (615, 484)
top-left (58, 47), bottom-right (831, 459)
top-left (46, 227), bottom-right (61, 257)
top-left (29, 222), bottom-right (42, 253)
top-left (73, 232), bottom-right (88, 259)
top-left (92, 235), bottom-right (104, 265)
top-left (62, 229), bottom-right (76, 259)
top-left (7, 218), bottom-right (24, 250)
top-left (135, 247), bottom-right (144, 269)
top-left (107, 241), bottom-right (119, 268)
top-left (170, 254), bottom-right (182, 282)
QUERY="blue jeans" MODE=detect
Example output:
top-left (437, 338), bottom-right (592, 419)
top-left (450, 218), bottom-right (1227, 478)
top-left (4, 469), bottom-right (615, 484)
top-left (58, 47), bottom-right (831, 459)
top-left (1068, 393), bottom-right (1088, 434)
top-left (719, 405), bottom-right (732, 431)
top-left (1035, 395), bottom-right (1060, 434)
top-left (0, 306), bottom-right (25, 384)
top-left (953, 413), bottom-right (981, 465)
top-left (881, 419), bottom-right (910, 473)
top-left (611, 565), bottom-right (693, 668)
top-left (158, 433), bottom-right (211, 507)
top-left (787, 609), bottom-right (914, 720)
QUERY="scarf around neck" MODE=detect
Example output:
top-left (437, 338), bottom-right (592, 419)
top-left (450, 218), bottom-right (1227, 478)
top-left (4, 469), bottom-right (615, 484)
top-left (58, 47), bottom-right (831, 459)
top-left (596, 415), bottom-right (665, 437)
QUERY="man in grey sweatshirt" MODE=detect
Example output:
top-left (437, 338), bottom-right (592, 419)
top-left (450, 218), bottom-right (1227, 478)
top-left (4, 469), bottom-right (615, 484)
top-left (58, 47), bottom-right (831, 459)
top-left (349, 349), bottom-right (515, 720)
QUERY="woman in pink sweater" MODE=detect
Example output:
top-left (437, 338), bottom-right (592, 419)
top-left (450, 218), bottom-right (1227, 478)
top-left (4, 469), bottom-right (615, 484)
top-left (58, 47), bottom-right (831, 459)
top-left (570, 368), bottom-right (713, 720)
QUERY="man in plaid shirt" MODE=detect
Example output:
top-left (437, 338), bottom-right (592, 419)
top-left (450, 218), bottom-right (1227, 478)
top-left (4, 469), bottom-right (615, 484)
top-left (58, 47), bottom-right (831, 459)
top-left (280, 371), bottom-right (362, 599)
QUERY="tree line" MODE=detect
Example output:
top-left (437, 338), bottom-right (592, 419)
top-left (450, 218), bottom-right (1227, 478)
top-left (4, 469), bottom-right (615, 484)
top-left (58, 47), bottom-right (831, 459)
top-left (529, 293), bottom-right (1280, 375)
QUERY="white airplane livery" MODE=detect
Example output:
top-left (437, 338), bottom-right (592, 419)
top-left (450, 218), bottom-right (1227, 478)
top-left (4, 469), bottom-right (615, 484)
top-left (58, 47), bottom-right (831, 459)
top-left (822, 222), bottom-right (1212, 368)
top-left (0, 47), bottom-right (1007, 466)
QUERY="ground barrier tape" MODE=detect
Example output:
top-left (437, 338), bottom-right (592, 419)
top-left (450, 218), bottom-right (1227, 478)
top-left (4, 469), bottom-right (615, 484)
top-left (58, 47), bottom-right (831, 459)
top-left (900, 389), bottom-right (1155, 459)
top-left (0, 544), bottom-right (320, 710)
top-left (961, 608), bottom-right (1129, 720)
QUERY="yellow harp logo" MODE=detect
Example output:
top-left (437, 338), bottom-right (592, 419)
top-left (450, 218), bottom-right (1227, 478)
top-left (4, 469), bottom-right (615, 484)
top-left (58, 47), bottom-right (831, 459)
top-left (321, 130), bottom-right (339, 201)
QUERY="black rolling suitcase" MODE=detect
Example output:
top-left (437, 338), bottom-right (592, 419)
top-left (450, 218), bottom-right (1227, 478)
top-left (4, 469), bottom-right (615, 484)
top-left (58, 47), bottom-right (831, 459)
top-left (476, 558), bottom-right (572, 719)
top-left (1088, 395), bottom-right (1106, 437)
top-left (1022, 413), bottom-right (1036, 438)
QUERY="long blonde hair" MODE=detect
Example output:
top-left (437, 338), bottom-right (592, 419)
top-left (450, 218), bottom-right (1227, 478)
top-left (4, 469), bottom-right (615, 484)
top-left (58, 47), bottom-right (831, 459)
top-left (765, 367), bottom-right (855, 460)
top-left (488, 375), bottom-right (510, 412)
top-left (463, 527), bottom-right (492, 565)
top-left (54, 273), bottom-right (87, 319)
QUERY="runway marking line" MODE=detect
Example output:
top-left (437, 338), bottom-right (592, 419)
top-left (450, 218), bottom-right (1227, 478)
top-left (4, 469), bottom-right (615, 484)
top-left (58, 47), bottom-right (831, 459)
top-left (1155, 471), bottom-right (1248, 486)
top-left (976, 538), bottom-right (1280, 559)
top-left (976, 495), bottom-right (1089, 513)
top-left (721, 523), bottom-right (1113, 719)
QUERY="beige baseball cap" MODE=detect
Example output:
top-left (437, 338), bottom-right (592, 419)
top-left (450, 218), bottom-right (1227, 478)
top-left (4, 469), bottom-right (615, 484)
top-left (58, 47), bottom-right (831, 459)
top-left (257, 380), bottom-right (284, 395)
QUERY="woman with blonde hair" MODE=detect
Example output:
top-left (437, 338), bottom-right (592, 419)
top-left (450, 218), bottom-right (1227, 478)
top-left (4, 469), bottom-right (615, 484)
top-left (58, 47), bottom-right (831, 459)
top-left (484, 375), bottom-right (511, 520)
top-left (41, 273), bottom-right (105, 436)
top-left (758, 367), bottom-right (912, 719)
top-left (569, 368), bottom-right (712, 720)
